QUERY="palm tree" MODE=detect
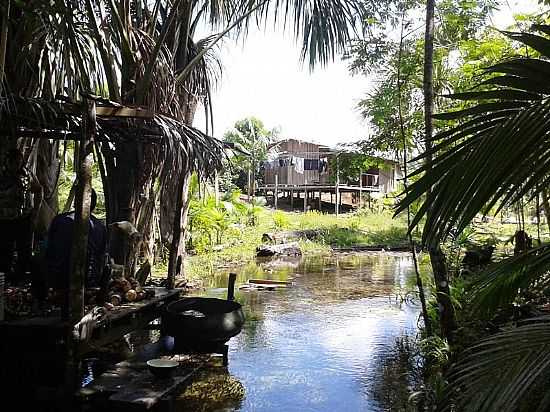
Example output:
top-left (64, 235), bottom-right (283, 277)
top-left (0, 0), bottom-right (372, 277)
top-left (397, 25), bottom-right (550, 411)
top-left (423, 0), bottom-right (456, 343)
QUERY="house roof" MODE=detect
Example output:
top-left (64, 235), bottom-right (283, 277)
top-left (267, 138), bottom-right (334, 154)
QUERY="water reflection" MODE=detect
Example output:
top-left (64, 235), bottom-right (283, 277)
top-left (186, 252), bottom-right (421, 412)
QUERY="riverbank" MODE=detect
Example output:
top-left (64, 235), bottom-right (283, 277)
top-left (152, 207), bottom-right (547, 284)
top-left (180, 208), bottom-right (413, 281)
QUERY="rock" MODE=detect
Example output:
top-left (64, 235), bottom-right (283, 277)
top-left (256, 242), bottom-right (302, 257)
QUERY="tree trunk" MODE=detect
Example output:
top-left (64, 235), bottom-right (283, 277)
top-left (167, 171), bottom-right (191, 287)
top-left (106, 141), bottom-right (140, 267)
top-left (0, 0), bottom-right (10, 95)
top-left (424, 0), bottom-right (456, 343)
top-left (541, 188), bottom-right (550, 234)
top-left (429, 246), bottom-right (456, 339)
top-left (397, 12), bottom-right (431, 337)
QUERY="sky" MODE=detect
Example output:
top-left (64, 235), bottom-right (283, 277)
top-left (194, 0), bottom-right (543, 147)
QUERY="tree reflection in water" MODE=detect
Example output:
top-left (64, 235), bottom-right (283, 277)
top-left (365, 335), bottom-right (424, 411)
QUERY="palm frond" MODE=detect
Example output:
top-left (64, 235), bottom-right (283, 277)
top-left (469, 244), bottom-right (550, 315)
top-left (396, 26), bottom-right (550, 247)
top-left (442, 316), bottom-right (550, 412)
top-left (267, 0), bottom-right (365, 68)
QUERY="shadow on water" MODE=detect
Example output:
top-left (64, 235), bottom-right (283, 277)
top-left (177, 252), bottom-right (424, 412)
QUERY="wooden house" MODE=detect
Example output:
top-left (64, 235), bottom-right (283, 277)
top-left (263, 139), bottom-right (333, 186)
top-left (262, 138), bottom-right (402, 195)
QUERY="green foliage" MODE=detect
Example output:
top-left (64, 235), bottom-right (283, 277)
top-left (272, 210), bottom-right (291, 229)
top-left (394, 21), bottom-right (550, 412)
top-left (348, 0), bottom-right (503, 160)
top-left (397, 25), bottom-right (550, 247)
top-left (443, 316), bottom-right (550, 412)
top-left (328, 151), bottom-right (386, 184)
top-left (183, 208), bottom-right (412, 280)
top-left (223, 117), bottom-right (278, 192)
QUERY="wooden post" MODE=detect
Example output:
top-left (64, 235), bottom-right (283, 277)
top-left (66, 98), bottom-right (95, 322)
top-left (227, 273), bottom-right (237, 301)
top-left (335, 157), bottom-right (340, 216)
top-left (290, 188), bottom-right (294, 209)
top-left (359, 168), bottom-right (363, 209)
top-left (318, 190), bottom-right (322, 211)
top-left (64, 98), bottom-right (95, 409)
top-left (0, 0), bottom-right (10, 96)
top-left (275, 174), bottom-right (279, 210)
top-left (304, 180), bottom-right (308, 212)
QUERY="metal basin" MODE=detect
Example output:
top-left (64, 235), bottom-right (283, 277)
top-left (163, 297), bottom-right (245, 350)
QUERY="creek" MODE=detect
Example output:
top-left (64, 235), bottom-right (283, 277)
top-left (177, 252), bottom-right (422, 412)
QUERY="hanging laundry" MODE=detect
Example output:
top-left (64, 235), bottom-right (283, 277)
top-left (294, 157), bottom-right (304, 174)
top-left (304, 159), bottom-right (319, 171)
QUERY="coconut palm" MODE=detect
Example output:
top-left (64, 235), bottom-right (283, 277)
top-left (396, 25), bottom-right (550, 412)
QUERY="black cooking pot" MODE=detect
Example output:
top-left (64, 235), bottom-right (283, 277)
top-left (163, 297), bottom-right (245, 349)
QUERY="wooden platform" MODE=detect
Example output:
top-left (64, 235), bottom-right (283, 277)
top-left (80, 337), bottom-right (211, 412)
top-left (0, 287), bottom-right (183, 391)
top-left (79, 287), bottom-right (182, 355)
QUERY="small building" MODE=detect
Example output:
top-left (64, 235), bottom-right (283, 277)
top-left (262, 138), bottom-right (402, 195)
top-left (360, 161), bottom-right (403, 194)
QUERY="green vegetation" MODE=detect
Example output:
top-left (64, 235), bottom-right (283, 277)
top-left (179, 207), bottom-right (411, 280)
top-left (222, 117), bottom-right (279, 194)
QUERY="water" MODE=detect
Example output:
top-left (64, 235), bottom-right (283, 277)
top-left (179, 252), bottom-right (422, 412)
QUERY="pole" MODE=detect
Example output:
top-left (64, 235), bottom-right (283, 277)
top-left (335, 156), bottom-right (340, 216)
top-left (290, 188), bottom-right (294, 209)
top-left (304, 180), bottom-right (308, 212)
top-left (275, 174), bottom-right (278, 210)
top-left (318, 190), bottom-right (322, 211)
top-left (247, 167), bottom-right (251, 202)
top-left (359, 168), bottom-right (363, 209)
top-left (0, 0), bottom-right (10, 96)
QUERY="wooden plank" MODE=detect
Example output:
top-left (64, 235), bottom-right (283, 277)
top-left (82, 337), bottom-right (207, 411)
top-left (108, 368), bottom-right (198, 410)
top-left (78, 288), bottom-right (181, 355)
top-left (96, 106), bottom-right (153, 118)
top-left (104, 288), bottom-right (180, 323)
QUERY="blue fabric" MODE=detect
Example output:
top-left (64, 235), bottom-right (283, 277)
top-left (46, 212), bottom-right (107, 289)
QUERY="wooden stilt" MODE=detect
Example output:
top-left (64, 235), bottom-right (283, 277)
top-left (275, 174), bottom-right (278, 210)
top-left (335, 157), bottom-right (340, 216)
top-left (359, 168), bottom-right (363, 209)
top-left (304, 180), bottom-right (308, 212)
